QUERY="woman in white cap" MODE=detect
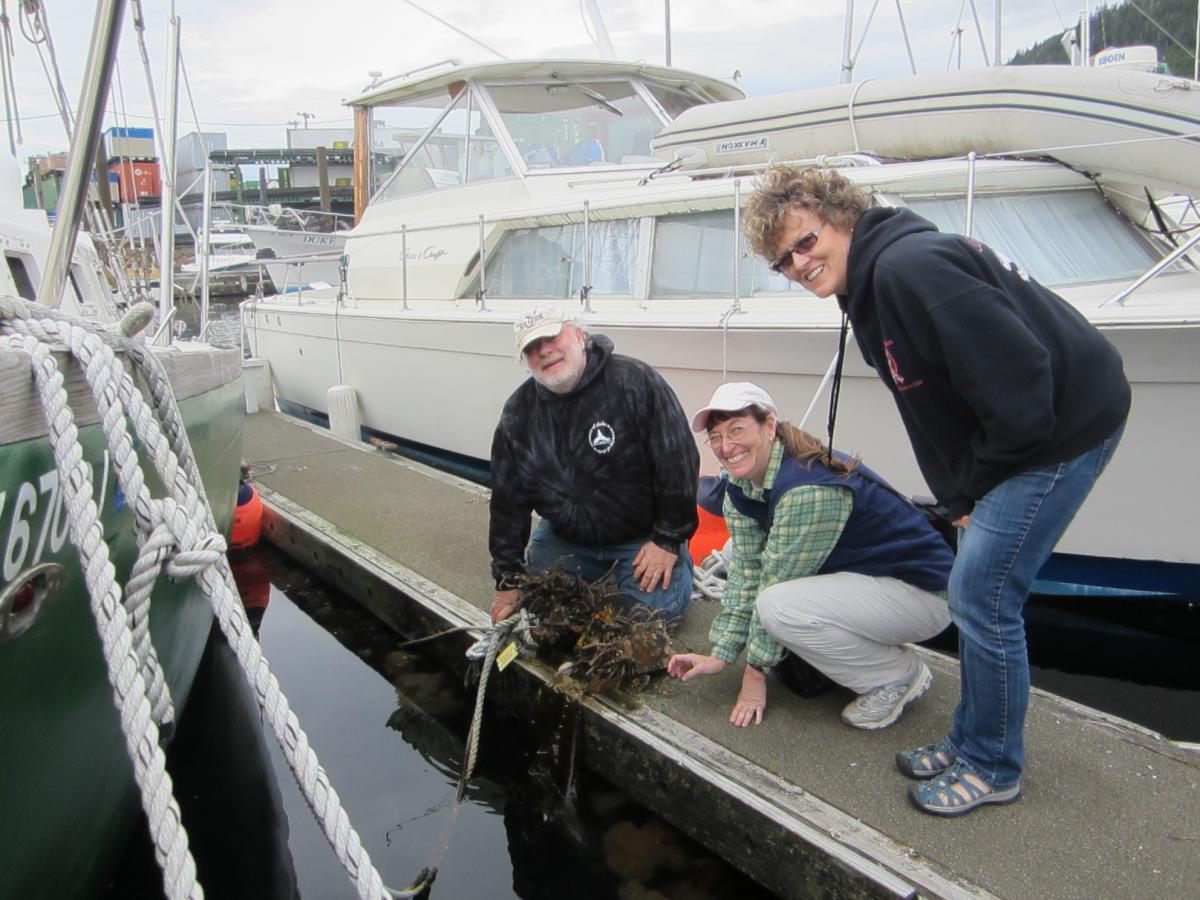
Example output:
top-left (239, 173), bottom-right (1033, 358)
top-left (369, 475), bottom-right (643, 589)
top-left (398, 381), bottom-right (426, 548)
top-left (667, 382), bottom-right (952, 730)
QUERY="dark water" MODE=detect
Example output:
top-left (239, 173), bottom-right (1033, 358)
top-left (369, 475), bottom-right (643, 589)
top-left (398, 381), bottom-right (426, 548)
top-left (106, 545), bottom-right (777, 899)
top-left (174, 296), bottom-right (244, 349)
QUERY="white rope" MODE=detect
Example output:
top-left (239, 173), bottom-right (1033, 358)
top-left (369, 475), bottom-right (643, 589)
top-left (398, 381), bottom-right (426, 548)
top-left (0, 297), bottom-right (415, 900)
top-left (690, 541), bottom-right (731, 603)
top-left (459, 614), bottom-right (524, 800)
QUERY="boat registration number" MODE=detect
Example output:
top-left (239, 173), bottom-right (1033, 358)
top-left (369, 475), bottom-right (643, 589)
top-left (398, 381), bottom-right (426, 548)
top-left (0, 452), bottom-right (112, 585)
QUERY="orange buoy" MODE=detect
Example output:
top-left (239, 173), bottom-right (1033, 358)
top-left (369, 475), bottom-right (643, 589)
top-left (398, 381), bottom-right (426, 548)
top-left (689, 504), bottom-right (729, 564)
top-left (230, 482), bottom-right (263, 549)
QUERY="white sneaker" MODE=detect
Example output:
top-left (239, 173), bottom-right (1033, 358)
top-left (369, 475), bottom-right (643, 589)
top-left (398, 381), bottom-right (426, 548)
top-left (841, 661), bottom-right (932, 730)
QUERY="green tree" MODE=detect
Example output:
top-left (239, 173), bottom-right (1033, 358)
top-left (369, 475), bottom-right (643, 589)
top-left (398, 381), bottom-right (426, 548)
top-left (1007, 0), bottom-right (1198, 75)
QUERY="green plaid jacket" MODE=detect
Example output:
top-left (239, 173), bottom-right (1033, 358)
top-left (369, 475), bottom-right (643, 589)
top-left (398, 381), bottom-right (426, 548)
top-left (708, 440), bottom-right (852, 669)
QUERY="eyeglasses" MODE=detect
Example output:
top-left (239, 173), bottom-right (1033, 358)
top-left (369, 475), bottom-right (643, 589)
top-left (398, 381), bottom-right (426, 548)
top-left (704, 423), bottom-right (751, 447)
top-left (768, 226), bottom-right (823, 274)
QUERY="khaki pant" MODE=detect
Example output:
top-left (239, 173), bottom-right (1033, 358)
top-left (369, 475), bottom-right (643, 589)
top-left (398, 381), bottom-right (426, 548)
top-left (756, 571), bottom-right (950, 693)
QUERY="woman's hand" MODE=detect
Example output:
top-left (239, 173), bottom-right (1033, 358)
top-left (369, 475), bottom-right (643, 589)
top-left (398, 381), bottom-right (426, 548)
top-left (666, 653), bottom-right (726, 682)
top-left (731, 665), bottom-right (767, 727)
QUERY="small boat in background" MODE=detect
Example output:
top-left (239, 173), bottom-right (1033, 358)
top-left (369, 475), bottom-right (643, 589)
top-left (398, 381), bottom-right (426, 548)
top-left (180, 230), bottom-right (266, 297)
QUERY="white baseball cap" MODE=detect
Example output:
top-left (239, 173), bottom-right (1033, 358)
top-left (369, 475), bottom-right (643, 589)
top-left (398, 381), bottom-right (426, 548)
top-left (513, 303), bottom-right (568, 358)
top-left (690, 382), bottom-right (778, 432)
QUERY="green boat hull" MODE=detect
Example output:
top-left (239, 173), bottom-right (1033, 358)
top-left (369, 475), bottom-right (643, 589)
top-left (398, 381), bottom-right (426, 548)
top-left (0, 373), bottom-right (244, 899)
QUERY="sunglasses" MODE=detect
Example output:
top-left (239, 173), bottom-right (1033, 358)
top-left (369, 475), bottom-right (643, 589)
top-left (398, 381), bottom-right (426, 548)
top-left (769, 226), bottom-right (823, 275)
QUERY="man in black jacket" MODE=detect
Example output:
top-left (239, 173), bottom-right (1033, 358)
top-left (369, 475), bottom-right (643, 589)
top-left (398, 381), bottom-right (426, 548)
top-left (489, 303), bottom-right (699, 624)
top-left (743, 165), bottom-right (1130, 817)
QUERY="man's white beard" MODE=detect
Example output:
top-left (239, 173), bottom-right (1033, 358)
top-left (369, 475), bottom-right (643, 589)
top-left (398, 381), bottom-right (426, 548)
top-left (531, 344), bottom-right (585, 394)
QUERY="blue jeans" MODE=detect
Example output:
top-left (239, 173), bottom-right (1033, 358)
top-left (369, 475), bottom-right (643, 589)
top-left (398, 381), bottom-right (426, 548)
top-left (945, 425), bottom-right (1124, 789)
top-left (526, 520), bottom-right (693, 620)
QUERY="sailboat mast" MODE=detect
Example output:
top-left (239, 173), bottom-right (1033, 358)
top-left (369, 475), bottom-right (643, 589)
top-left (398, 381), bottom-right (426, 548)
top-left (157, 12), bottom-right (181, 340)
top-left (38, 0), bottom-right (127, 308)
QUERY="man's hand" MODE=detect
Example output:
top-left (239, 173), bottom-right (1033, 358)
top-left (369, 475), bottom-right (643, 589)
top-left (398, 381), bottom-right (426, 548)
top-left (731, 665), bottom-right (767, 727)
top-left (667, 653), bottom-right (727, 682)
top-left (490, 588), bottom-right (521, 624)
top-left (952, 515), bottom-right (970, 529)
top-left (633, 541), bottom-right (678, 592)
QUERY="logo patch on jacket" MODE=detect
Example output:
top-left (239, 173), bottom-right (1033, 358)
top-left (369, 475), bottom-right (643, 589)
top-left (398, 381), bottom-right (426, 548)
top-left (588, 421), bottom-right (616, 454)
top-left (966, 236), bottom-right (1030, 282)
top-left (884, 339), bottom-right (924, 393)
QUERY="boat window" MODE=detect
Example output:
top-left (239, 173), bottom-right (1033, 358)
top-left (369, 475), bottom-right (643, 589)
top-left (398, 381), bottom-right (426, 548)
top-left (470, 218), bottom-right (639, 298)
top-left (650, 210), bottom-right (816, 298)
top-left (651, 211), bottom-right (736, 297)
top-left (5, 253), bottom-right (37, 300)
top-left (644, 83), bottom-right (709, 121)
top-left (489, 79), bottom-right (662, 166)
top-left (905, 191), bottom-right (1162, 286)
top-left (463, 114), bottom-right (511, 185)
top-left (372, 88), bottom-right (514, 201)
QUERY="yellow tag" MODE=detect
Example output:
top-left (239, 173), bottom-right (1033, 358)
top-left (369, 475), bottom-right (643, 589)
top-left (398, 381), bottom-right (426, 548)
top-left (496, 642), bottom-right (519, 671)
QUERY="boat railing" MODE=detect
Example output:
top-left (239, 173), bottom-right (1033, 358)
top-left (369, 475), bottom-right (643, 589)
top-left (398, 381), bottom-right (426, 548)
top-left (630, 151), bottom-right (883, 188)
top-left (1102, 228), bottom-right (1200, 307)
top-left (221, 202), bottom-right (354, 234)
top-left (360, 58), bottom-right (463, 94)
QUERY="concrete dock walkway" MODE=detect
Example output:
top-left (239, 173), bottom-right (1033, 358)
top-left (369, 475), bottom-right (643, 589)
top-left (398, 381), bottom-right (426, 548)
top-left (243, 410), bottom-right (1199, 900)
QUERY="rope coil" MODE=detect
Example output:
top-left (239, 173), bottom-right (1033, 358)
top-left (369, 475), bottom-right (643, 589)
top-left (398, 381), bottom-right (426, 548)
top-left (1, 297), bottom-right (418, 900)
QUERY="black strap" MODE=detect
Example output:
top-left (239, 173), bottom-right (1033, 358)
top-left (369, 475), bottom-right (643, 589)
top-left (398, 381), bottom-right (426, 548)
top-left (825, 312), bottom-right (850, 465)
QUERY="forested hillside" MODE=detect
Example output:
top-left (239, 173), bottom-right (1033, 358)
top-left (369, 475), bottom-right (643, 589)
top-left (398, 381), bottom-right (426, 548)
top-left (1008, 0), bottom-right (1197, 75)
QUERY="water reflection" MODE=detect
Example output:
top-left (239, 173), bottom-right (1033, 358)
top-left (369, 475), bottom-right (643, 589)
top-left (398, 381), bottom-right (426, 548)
top-left (109, 545), bottom-right (777, 899)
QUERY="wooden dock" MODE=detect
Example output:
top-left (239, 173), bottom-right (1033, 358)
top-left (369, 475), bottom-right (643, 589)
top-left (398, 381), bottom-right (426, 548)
top-left (242, 410), bottom-right (1200, 900)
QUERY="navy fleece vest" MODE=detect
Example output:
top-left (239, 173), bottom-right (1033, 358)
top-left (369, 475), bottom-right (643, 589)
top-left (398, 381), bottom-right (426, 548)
top-left (725, 453), bottom-right (953, 592)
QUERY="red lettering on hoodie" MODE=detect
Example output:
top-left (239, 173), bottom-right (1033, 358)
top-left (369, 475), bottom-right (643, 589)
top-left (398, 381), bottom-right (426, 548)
top-left (884, 339), bottom-right (924, 393)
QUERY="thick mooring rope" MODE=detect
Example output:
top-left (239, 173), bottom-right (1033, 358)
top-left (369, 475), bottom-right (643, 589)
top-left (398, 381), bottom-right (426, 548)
top-left (458, 614), bottom-right (526, 801)
top-left (691, 544), bottom-right (730, 602)
top-left (1, 297), bottom-right (422, 900)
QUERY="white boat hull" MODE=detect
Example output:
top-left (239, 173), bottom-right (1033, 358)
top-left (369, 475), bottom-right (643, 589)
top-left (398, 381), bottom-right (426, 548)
top-left (241, 226), bottom-right (346, 289)
top-left (243, 296), bottom-right (1200, 571)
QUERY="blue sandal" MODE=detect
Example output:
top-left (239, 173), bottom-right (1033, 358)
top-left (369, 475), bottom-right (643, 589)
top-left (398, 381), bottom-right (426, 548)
top-left (908, 761), bottom-right (1021, 817)
top-left (895, 737), bottom-right (956, 780)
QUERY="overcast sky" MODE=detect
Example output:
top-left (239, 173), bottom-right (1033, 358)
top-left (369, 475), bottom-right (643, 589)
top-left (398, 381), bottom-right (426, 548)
top-left (5, 1), bottom-right (1080, 157)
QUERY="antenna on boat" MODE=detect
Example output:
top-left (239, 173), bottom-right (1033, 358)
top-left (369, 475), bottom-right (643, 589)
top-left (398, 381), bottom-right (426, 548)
top-left (994, 0), bottom-right (1003, 65)
top-left (840, 0), bottom-right (854, 83)
top-left (664, 0), bottom-right (672, 65)
top-left (841, 1), bottom-right (919, 81)
top-left (581, 0), bottom-right (617, 59)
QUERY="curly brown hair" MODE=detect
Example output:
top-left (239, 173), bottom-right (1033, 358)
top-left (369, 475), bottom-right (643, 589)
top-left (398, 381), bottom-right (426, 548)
top-left (742, 165), bottom-right (873, 261)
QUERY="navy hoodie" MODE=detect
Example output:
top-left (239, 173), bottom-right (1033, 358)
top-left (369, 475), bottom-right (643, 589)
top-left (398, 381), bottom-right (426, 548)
top-left (839, 207), bottom-right (1130, 519)
top-left (489, 335), bottom-right (699, 587)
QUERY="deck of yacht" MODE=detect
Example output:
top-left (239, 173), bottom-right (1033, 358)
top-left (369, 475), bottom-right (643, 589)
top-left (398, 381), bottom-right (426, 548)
top-left (242, 408), bottom-right (1199, 900)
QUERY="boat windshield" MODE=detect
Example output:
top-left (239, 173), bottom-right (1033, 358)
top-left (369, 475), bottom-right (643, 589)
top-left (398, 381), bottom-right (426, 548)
top-left (371, 87), bottom-right (516, 202)
top-left (372, 76), bottom-right (674, 202)
top-left (905, 190), bottom-right (1165, 286)
top-left (488, 78), bottom-right (667, 168)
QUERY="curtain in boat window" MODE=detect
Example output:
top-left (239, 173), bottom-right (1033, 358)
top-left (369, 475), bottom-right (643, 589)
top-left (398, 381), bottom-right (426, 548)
top-left (650, 210), bottom-right (816, 298)
top-left (484, 219), bottom-right (638, 298)
top-left (905, 191), bottom-right (1161, 286)
top-left (651, 210), bottom-right (735, 297)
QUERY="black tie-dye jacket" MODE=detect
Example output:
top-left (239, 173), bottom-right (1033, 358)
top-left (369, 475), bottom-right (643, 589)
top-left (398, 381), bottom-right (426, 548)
top-left (488, 335), bottom-right (699, 588)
